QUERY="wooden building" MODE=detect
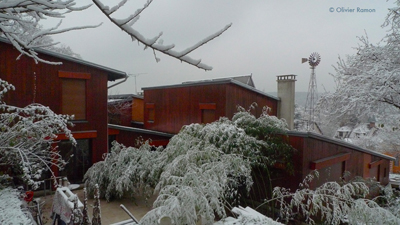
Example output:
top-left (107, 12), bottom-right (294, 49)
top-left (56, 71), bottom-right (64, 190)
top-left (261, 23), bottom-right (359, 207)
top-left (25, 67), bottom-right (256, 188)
top-left (0, 37), bottom-right (127, 183)
top-left (108, 94), bottom-right (144, 127)
top-left (251, 131), bottom-right (394, 202)
top-left (142, 77), bottom-right (279, 134)
top-left (108, 124), bottom-right (173, 149)
top-left (107, 94), bottom-right (173, 149)
top-left (139, 76), bottom-right (393, 193)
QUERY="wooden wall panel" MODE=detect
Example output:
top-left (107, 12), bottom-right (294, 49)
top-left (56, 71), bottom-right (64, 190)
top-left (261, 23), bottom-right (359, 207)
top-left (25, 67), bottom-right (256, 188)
top-left (0, 41), bottom-right (110, 164)
top-left (287, 135), bottom-right (391, 188)
top-left (225, 84), bottom-right (278, 118)
top-left (144, 83), bottom-right (278, 134)
top-left (144, 84), bottom-right (227, 134)
top-left (132, 98), bottom-right (144, 122)
top-left (111, 129), bottom-right (170, 148)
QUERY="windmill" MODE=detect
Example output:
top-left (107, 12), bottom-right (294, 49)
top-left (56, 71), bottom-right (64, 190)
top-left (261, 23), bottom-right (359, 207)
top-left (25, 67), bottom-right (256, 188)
top-left (302, 52), bottom-right (321, 131)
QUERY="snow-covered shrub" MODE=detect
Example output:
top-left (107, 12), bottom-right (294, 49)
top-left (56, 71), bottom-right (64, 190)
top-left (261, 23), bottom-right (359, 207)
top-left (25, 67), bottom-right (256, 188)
top-left (84, 141), bottom-right (159, 201)
top-left (0, 174), bottom-right (12, 189)
top-left (0, 79), bottom-right (74, 189)
top-left (0, 187), bottom-right (32, 224)
top-left (263, 171), bottom-right (400, 224)
top-left (86, 106), bottom-right (294, 224)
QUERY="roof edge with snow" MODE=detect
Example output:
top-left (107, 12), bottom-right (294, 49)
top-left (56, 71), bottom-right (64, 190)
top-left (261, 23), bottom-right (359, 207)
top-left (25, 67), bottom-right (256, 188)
top-left (108, 124), bottom-right (174, 138)
top-left (287, 131), bottom-right (395, 161)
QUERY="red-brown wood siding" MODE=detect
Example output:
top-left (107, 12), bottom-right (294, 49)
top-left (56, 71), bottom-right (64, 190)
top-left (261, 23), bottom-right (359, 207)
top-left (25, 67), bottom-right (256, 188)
top-left (109, 128), bottom-right (170, 148)
top-left (144, 84), bottom-right (227, 133)
top-left (143, 83), bottom-right (278, 134)
top-left (0, 42), bottom-right (109, 164)
top-left (225, 84), bottom-right (278, 117)
top-left (286, 135), bottom-right (390, 189)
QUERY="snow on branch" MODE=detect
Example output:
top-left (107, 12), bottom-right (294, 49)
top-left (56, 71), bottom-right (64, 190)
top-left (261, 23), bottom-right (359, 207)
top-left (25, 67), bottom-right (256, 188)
top-left (93, 0), bottom-right (232, 71)
top-left (0, 79), bottom-right (75, 189)
top-left (0, 0), bottom-right (97, 64)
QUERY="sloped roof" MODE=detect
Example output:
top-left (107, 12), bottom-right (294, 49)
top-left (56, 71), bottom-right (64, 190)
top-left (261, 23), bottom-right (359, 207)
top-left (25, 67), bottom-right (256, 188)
top-left (231, 74), bottom-right (255, 88)
top-left (288, 131), bottom-right (395, 161)
top-left (143, 76), bottom-right (279, 100)
top-left (337, 126), bottom-right (352, 132)
top-left (108, 124), bottom-right (174, 138)
top-left (0, 36), bottom-right (127, 81)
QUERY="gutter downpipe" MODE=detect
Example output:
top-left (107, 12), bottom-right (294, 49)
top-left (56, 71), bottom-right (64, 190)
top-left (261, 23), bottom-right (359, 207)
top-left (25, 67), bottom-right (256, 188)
top-left (108, 76), bottom-right (128, 89)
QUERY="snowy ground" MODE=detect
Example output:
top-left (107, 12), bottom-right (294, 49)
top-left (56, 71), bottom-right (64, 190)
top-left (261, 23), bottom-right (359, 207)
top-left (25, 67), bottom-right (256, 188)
top-left (1, 186), bottom-right (283, 225)
top-left (39, 187), bottom-right (155, 224)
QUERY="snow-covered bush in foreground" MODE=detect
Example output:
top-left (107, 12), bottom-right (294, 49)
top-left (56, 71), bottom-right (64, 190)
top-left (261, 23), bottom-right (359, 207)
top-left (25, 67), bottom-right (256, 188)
top-left (0, 79), bottom-right (74, 189)
top-left (0, 188), bottom-right (31, 224)
top-left (85, 106), bottom-right (293, 224)
top-left (261, 171), bottom-right (400, 225)
top-left (84, 141), bottom-right (159, 201)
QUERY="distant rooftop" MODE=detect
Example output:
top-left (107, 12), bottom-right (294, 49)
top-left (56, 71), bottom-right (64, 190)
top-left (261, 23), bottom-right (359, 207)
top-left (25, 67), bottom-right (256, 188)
top-left (108, 94), bottom-right (144, 100)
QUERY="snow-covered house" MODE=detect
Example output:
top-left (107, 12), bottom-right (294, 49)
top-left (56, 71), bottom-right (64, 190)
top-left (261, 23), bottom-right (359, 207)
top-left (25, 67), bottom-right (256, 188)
top-left (108, 73), bottom-right (393, 195)
top-left (334, 117), bottom-right (379, 140)
top-left (0, 37), bottom-right (127, 183)
top-left (107, 74), bottom-right (281, 149)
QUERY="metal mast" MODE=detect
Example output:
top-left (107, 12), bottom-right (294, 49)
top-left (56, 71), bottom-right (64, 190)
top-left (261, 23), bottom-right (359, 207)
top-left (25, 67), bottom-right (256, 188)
top-left (302, 52), bottom-right (321, 131)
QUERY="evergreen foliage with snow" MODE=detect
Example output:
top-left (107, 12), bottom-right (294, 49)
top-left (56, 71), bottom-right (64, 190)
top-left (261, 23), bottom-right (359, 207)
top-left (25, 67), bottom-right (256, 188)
top-left (0, 79), bottom-right (74, 189)
top-left (85, 106), bottom-right (294, 224)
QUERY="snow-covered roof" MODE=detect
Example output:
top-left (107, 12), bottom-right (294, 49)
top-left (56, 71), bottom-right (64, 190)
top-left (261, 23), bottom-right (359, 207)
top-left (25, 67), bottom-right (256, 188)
top-left (352, 124), bottom-right (370, 134)
top-left (287, 131), bottom-right (395, 161)
top-left (337, 126), bottom-right (352, 132)
top-left (231, 74), bottom-right (255, 88)
top-left (108, 94), bottom-right (143, 100)
top-left (142, 76), bottom-right (279, 100)
top-left (108, 124), bottom-right (174, 138)
top-left (0, 36), bottom-right (127, 81)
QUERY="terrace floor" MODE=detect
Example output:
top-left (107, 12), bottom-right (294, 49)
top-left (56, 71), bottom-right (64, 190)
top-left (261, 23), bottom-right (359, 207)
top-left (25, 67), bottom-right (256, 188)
top-left (38, 186), bottom-right (155, 225)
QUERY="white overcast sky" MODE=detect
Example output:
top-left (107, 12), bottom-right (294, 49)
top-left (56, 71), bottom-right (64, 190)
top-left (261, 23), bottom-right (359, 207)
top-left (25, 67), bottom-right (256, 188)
top-left (47, 0), bottom-right (394, 94)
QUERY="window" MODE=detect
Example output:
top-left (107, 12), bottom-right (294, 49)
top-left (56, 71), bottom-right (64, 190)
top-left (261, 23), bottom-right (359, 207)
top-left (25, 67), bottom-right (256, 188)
top-left (146, 103), bottom-right (155, 123)
top-left (199, 103), bottom-right (216, 124)
top-left (59, 71), bottom-right (90, 120)
top-left (201, 109), bottom-right (215, 124)
top-left (58, 139), bottom-right (92, 183)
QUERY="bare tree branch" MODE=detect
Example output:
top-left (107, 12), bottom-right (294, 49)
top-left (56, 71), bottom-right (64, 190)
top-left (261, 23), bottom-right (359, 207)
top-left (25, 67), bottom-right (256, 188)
top-left (0, 0), bottom-right (97, 64)
top-left (92, 0), bottom-right (232, 71)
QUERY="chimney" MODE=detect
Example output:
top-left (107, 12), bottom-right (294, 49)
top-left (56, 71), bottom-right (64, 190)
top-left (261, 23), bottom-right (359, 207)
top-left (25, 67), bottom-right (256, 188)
top-left (277, 75), bottom-right (296, 130)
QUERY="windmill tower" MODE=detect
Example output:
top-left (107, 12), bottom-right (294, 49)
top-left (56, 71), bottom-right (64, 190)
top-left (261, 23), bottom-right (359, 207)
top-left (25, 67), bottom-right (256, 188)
top-left (302, 52), bottom-right (321, 131)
